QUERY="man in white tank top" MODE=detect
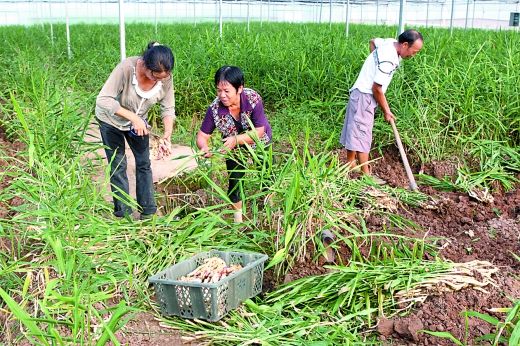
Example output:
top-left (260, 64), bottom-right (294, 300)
top-left (340, 29), bottom-right (423, 178)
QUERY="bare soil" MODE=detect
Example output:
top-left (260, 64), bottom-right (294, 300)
top-left (336, 146), bottom-right (520, 345)
top-left (0, 127), bottom-right (25, 219)
top-left (113, 312), bottom-right (186, 346)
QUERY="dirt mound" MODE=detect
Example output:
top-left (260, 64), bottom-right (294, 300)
top-left (379, 271), bottom-right (520, 345)
top-left (337, 146), bottom-right (520, 345)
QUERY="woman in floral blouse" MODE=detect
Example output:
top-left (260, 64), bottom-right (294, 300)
top-left (197, 66), bottom-right (272, 223)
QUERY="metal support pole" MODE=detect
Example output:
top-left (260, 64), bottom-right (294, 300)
top-left (39, 2), bottom-right (44, 28)
top-left (464, 0), bottom-right (470, 29)
top-left (119, 0), bottom-right (126, 61)
top-left (376, 0), bottom-right (379, 25)
top-left (320, 0), bottom-right (323, 23)
top-left (65, 0), bottom-right (71, 59)
top-left (260, 0), bottom-right (263, 25)
top-left (219, 0), bottom-right (223, 38)
top-left (345, 0), bottom-right (350, 37)
top-left (267, 0), bottom-right (270, 22)
top-left (441, 3), bottom-right (445, 25)
top-left (247, 0), bottom-right (250, 31)
top-left (291, 0), bottom-right (295, 23)
top-left (426, 0), bottom-right (430, 27)
top-left (398, 0), bottom-right (406, 35)
top-left (449, 0), bottom-right (455, 35)
top-left (36, 2), bottom-right (42, 28)
top-left (154, 0), bottom-right (158, 36)
top-left (85, 1), bottom-right (89, 23)
top-left (215, 0), bottom-right (218, 23)
top-left (49, 2), bottom-right (54, 45)
top-left (472, 0), bottom-right (476, 28)
top-left (496, 2), bottom-right (501, 28)
top-left (329, 0), bottom-right (333, 28)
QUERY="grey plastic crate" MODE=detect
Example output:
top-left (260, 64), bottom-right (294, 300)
top-left (148, 250), bottom-right (268, 322)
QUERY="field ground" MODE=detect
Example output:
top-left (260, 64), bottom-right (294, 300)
top-left (85, 121), bottom-right (197, 205)
top-left (2, 125), bottom-right (518, 345)
top-left (352, 148), bottom-right (519, 344)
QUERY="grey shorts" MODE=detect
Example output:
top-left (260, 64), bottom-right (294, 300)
top-left (339, 89), bottom-right (377, 153)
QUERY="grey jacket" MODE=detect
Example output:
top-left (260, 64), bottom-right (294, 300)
top-left (95, 56), bottom-right (175, 130)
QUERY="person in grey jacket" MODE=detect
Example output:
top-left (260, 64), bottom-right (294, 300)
top-left (95, 41), bottom-right (175, 219)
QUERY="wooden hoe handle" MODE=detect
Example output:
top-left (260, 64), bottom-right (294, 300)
top-left (390, 119), bottom-right (418, 191)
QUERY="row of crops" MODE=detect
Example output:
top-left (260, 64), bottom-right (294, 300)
top-left (0, 22), bottom-right (519, 344)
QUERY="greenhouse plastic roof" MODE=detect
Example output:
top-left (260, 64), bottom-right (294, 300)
top-left (1, 0), bottom-right (519, 4)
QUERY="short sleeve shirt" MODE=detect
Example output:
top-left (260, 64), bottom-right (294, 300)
top-left (350, 38), bottom-right (401, 95)
top-left (200, 88), bottom-right (272, 142)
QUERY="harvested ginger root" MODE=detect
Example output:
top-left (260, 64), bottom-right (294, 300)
top-left (179, 257), bottom-right (242, 283)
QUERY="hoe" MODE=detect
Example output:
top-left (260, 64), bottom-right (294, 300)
top-left (390, 119), bottom-right (418, 191)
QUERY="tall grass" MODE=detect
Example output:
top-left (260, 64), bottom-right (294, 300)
top-left (0, 22), bottom-right (518, 344)
top-left (0, 59), bottom-right (259, 343)
top-left (3, 23), bottom-right (518, 145)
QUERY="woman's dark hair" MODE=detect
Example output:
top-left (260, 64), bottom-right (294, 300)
top-left (398, 29), bottom-right (423, 45)
top-left (142, 41), bottom-right (174, 73)
top-left (214, 66), bottom-right (244, 91)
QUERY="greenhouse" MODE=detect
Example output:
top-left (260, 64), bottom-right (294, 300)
top-left (0, 0), bottom-right (519, 345)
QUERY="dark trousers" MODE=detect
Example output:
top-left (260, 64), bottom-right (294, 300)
top-left (98, 120), bottom-right (157, 217)
top-left (225, 147), bottom-right (272, 204)
top-left (226, 157), bottom-right (246, 204)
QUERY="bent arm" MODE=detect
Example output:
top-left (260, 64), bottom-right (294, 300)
top-left (111, 104), bottom-right (148, 135)
top-left (372, 83), bottom-right (394, 122)
top-left (96, 63), bottom-right (125, 116)
top-left (159, 80), bottom-right (176, 141)
top-left (221, 126), bottom-right (265, 151)
top-left (236, 126), bottom-right (265, 145)
top-left (96, 61), bottom-right (147, 134)
top-left (162, 115), bottom-right (174, 141)
top-left (113, 107), bottom-right (140, 123)
top-left (197, 130), bottom-right (212, 152)
top-left (240, 94), bottom-right (268, 144)
top-left (160, 81), bottom-right (176, 127)
top-left (97, 62), bottom-right (137, 122)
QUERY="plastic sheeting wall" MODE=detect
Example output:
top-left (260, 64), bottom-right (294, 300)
top-left (1, 0), bottom-right (519, 29)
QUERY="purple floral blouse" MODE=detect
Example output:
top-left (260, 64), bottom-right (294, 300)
top-left (200, 88), bottom-right (272, 145)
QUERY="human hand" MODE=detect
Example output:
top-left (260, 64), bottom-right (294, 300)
top-left (200, 146), bottom-right (212, 158)
top-left (156, 137), bottom-right (172, 160)
top-left (131, 117), bottom-right (149, 136)
top-left (384, 112), bottom-right (395, 123)
top-left (221, 136), bottom-right (238, 152)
